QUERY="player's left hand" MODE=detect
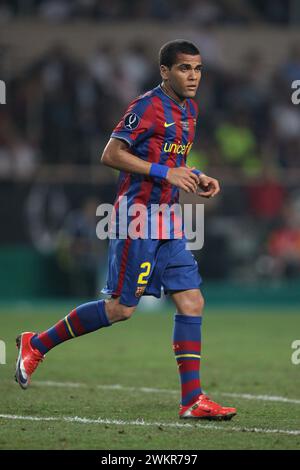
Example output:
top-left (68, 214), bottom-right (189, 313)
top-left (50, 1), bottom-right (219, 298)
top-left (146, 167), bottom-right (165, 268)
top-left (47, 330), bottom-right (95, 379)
top-left (197, 174), bottom-right (220, 198)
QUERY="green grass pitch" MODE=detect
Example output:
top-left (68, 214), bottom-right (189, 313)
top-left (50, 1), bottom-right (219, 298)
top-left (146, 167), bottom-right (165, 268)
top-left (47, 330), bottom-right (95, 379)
top-left (0, 302), bottom-right (299, 450)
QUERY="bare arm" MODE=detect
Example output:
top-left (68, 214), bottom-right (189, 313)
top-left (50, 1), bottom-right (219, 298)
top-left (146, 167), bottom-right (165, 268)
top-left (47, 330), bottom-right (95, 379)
top-left (101, 137), bottom-right (152, 176)
top-left (101, 137), bottom-right (200, 193)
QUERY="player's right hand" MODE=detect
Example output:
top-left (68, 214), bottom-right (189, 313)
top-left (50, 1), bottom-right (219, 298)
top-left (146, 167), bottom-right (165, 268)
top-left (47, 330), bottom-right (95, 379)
top-left (166, 166), bottom-right (199, 193)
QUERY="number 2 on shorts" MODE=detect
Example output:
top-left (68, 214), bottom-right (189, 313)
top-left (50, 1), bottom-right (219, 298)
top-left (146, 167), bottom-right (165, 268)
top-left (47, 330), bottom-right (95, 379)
top-left (137, 262), bottom-right (151, 285)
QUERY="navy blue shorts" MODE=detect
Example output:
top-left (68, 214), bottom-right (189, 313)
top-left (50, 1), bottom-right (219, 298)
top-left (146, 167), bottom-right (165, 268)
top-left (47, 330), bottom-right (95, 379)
top-left (101, 237), bottom-right (202, 306)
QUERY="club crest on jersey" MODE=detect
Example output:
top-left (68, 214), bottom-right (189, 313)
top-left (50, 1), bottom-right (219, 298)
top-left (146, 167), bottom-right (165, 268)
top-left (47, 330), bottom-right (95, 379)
top-left (135, 286), bottom-right (146, 298)
top-left (124, 113), bottom-right (140, 130)
top-left (180, 121), bottom-right (189, 131)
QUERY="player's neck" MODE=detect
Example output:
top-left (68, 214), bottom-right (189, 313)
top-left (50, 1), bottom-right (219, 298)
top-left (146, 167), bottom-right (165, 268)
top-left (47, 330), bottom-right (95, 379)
top-left (161, 82), bottom-right (186, 108)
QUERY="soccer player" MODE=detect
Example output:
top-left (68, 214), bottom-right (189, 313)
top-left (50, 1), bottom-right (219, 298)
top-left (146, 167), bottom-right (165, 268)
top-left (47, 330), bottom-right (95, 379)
top-left (15, 40), bottom-right (236, 420)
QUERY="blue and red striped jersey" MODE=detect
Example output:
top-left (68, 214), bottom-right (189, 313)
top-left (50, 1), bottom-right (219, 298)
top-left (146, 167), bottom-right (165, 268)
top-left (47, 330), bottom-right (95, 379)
top-left (110, 84), bottom-right (198, 239)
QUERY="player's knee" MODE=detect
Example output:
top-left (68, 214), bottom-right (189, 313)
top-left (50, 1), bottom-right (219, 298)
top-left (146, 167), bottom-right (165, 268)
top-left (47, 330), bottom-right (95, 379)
top-left (180, 292), bottom-right (205, 316)
top-left (117, 304), bottom-right (136, 321)
top-left (196, 294), bottom-right (205, 315)
top-left (105, 298), bottom-right (136, 323)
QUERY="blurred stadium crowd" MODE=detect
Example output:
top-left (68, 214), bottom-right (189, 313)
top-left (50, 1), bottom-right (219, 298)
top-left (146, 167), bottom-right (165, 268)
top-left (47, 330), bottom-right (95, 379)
top-left (0, 10), bottom-right (300, 292)
top-left (0, 0), bottom-right (294, 24)
top-left (1, 40), bottom-right (300, 174)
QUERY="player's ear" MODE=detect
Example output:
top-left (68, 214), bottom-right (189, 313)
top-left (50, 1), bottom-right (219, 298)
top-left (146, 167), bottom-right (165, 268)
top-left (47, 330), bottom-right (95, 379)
top-left (160, 65), bottom-right (170, 80)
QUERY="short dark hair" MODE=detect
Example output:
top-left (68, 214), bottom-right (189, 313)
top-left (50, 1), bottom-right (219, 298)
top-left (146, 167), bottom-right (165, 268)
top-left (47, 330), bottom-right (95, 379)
top-left (159, 40), bottom-right (200, 68)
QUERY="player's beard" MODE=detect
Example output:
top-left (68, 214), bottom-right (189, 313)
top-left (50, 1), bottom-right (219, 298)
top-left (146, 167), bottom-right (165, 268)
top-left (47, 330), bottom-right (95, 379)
top-left (163, 80), bottom-right (198, 103)
top-left (171, 81), bottom-right (198, 100)
top-left (184, 89), bottom-right (197, 98)
top-left (168, 82), bottom-right (188, 102)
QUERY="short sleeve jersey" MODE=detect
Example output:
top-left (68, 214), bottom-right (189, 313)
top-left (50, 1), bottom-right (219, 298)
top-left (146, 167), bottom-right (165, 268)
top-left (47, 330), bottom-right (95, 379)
top-left (110, 84), bottom-right (198, 239)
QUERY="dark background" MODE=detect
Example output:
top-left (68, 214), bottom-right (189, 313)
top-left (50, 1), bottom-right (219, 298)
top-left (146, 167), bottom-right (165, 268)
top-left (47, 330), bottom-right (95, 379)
top-left (0, 0), bottom-right (300, 303)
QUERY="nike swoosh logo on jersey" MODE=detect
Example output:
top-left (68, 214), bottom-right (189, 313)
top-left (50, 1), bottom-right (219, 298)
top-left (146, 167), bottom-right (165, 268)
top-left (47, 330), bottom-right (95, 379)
top-left (164, 122), bottom-right (175, 127)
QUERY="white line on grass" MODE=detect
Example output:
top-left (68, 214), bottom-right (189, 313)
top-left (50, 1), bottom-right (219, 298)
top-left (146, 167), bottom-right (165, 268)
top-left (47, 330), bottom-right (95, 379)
top-left (0, 413), bottom-right (299, 436)
top-left (34, 381), bottom-right (300, 405)
top-left (219, 392), bottom-right (300, 405)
